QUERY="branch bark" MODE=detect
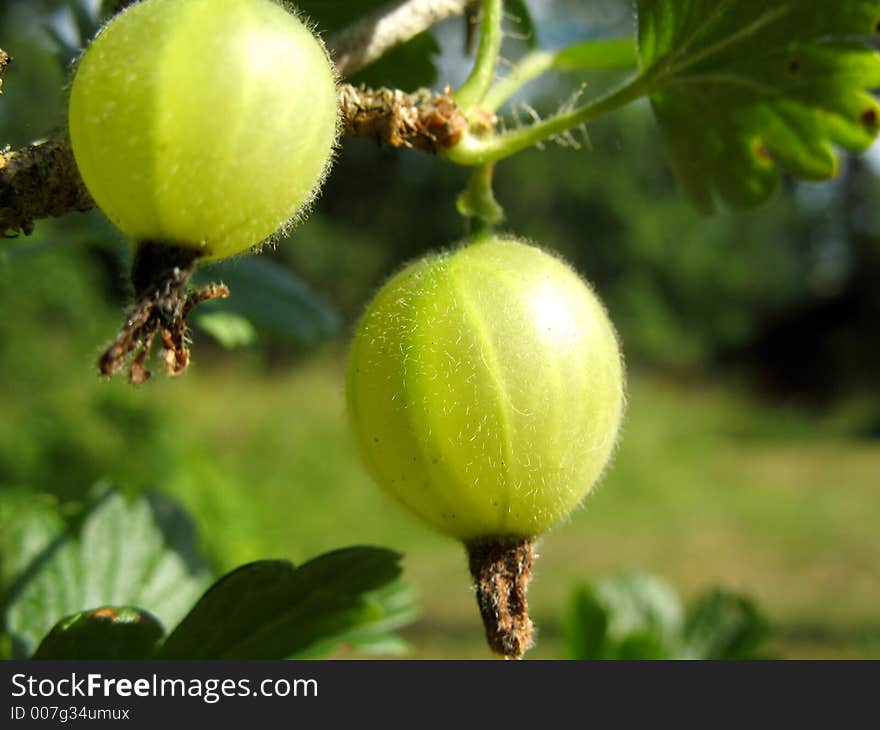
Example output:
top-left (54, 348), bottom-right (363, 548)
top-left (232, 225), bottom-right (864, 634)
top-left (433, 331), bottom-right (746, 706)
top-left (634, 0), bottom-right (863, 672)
top-left (340, 85), bottom-right (467, 153)
top-left (1, 139), bottom-right (93, 237)
top-left (0, 1), bottom-right (476, 237)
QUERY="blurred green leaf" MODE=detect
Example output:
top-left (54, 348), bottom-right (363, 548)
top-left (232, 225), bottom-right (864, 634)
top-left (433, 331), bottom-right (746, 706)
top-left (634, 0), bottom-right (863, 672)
top-left (682, 589), bottom-right (771, 659)
top-left (4, 488), bottom-right (212, 659)
top-left (594, 572), bottom-right (684, 654)
top-left (638, 0), bottom-right (880, 210)
top-left (506, 0), bottom-right (537, 49)
top-left (555, 38), bottom-right (638, 72)
top-left (42, 24), bottom-right (81, 69)
top-left (44, 0), bottom-right (103, 67)
top-left (615, 631), bottom-right (668, 659)
top-left (101, 0), bottom-right (131, 18)
top-left (69, 0), bottom-right (99, 46)
top-left (484, 36), bottom-right (639, 113)
top-left (194, 311), bottom-right (258, 350)
top-left (564, 572), bottom-right (683, 659)
top-left (0, 493), bottom-right (66, 592)
top-left (194, 257), bottom-right (341, 345)
top-left (564, 572), bottom-right (773, 659)
top-left (158, 547), bottom-right (406, 659)
top-left (564, 585), bottom-right (609, 659)
top-left (32, 606), bottom-right (164, 659)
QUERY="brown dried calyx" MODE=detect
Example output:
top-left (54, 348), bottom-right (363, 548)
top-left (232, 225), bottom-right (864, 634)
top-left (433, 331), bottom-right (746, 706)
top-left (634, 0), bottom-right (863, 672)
top-left (99, 242), bottom-right (229, 384)
top-left (339, 85), bottom-right (469, 153)
top-left (0, 49), bottom-right (9, 93)
top-left (467, 537), bottom-right (536, 659)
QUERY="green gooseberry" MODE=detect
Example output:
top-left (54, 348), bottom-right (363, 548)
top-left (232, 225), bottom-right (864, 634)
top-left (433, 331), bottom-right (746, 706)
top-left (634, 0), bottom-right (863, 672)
top-left (347, 235), bottom-right (625, 543)
top-left (68, 0), bottom-right (339, 260)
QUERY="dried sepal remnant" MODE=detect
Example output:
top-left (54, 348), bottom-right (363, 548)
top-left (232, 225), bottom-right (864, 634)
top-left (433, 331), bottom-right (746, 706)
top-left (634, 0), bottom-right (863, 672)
top-left (99, 242), bottom-right (229, 384)
top-left (467, 537), bottom-right (536, 659)
top-left (340, 85), bottom-right (469, 153)
top-left (0, 49), bottom-right (9, 94)
top-left (0, 139), bottom-right (93, 237)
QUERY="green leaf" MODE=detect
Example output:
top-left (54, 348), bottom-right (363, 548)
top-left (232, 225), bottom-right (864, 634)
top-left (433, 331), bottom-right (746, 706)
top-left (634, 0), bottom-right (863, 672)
top-left (555, 38), bottom-right (639, 72)
top-left (158, 547), bottom-right (407, 659)
top-left (563, 584), bottom-right (609, 659)
top-left (69, 0), bottom-right (100, 46)
top-left (614, 631), bottom-right (669, 660)
top-left (638, 0), bottom-right (880, 210)
top-left (194, 311), bottom-right (258, 349)
top-left (44, 0), bottom-right (103, 67)
top-left (483, 37), bottom-right (639, 114)
top-left (5, 488), bottom-right (212, 659)
top-left (194, 257), bottom-right (341, 345)
top-left (0, 493), bottom-right (66, 593)
top-left (506, 0), bottom-right (538, 49)
top-left (289, 580), bottom-right (419, 658)
top-left (682, 589), bottom-right (771, 659)
top-left (564, 572), bottom-right (684, 659)
top-left (32, 606), bottom-right (164, 660)
top-left (593, 572), bottom-right (684, 656)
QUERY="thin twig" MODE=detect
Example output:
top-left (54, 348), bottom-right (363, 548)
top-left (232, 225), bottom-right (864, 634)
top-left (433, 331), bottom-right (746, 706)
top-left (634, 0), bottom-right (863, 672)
top-left (329, 0), bottom-right (472, 77)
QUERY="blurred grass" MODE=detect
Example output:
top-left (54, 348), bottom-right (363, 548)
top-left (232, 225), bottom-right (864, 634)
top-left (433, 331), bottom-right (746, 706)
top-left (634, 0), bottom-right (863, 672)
top-left (153, 357), bottom-right (880, 659)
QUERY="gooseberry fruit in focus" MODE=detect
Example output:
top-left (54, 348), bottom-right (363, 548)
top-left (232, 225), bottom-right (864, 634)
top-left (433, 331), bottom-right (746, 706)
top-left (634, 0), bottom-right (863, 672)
top-left (346, 235), bottom-right (625, 657)
top-left (68, 0), bottom-right (339, 382)
top-left (69, 0), bottom-right (338, 260)
top-left (347, 236), bottom-right (625, 540)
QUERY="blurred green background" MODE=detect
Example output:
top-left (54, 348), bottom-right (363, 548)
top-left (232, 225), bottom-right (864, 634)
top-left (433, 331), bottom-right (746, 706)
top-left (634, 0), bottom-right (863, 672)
top-left (1, 0), bottom-right (879, 659)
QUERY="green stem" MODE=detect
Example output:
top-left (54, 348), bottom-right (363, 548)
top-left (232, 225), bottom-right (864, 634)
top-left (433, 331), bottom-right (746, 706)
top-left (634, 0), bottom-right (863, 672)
top-left (445, 71), bottom-right (656, 166)
top-left (482, 50), bottom-right (556, 113)
top-left (482, 38), bottom-right (638, 113)
top-left (453, 0), bottom-right (504, 111)
top-left (457, 163), bottom-right (504, 236)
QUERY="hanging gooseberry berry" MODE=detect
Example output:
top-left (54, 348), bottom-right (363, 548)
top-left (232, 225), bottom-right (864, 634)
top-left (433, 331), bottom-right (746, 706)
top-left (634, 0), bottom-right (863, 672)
top-left (67, 0), bottom-right (339, 382)
top-left (347, 235), bottom-right (625, 657)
